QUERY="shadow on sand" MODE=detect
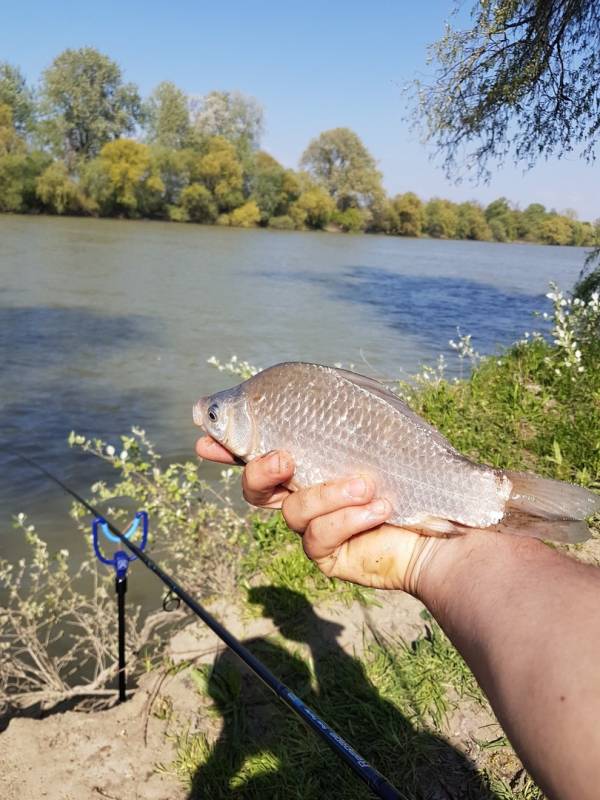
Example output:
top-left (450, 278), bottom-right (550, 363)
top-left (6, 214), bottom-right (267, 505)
top-left (188, 587), bottom-right (497, 800)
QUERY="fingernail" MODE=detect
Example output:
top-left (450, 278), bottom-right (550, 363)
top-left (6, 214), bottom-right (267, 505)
top-left (366, 499), bottom-right (389, 521)
top-left (266, 452), bottom-right (282, 474)
top-left (345, 477), bottom-right (367, 498)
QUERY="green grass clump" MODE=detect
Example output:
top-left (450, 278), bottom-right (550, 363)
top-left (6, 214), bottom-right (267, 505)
top-left (366, 611), bottom-right (485, 727)
top-left (410, 338), bottom-right (600, 486)
top-left (242, 511), bottom-right (374, 610)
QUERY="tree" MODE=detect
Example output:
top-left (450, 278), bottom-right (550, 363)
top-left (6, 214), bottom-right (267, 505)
top-left (150, 146), bottom-right (193, 206)
top-left (0, 104), bottom-right (47, 212)
top-left (35, 162), bottom-right (82, 215)
top-left (539, 215), bottom-right (574, 246)
top-left (413, 1), bottom-right (600, 179)
top-left (290, 187), bottom-right (336, 229)
top-left (190, 90), bottom-right (264, 153)
top-left (485, 198), bottom-right (517, 242)
top-left (300, 128), bottom-right (383, 211)
top-left (249, 151), bottom-right (300, 224)
top-left (194, 136), bottom-right (244, 211)
top-left (83, 139), bottom-right (164, 217)
top-left (0, 63), bottom-right (34, 133)
top-left (229, 200), bottom-right (261, 228)
top-left (179, 183), bottom-right (218, 223)
top-left (424, 198), bottom-right (459, 239)
top-left (456, 201), bottom-right (492, 241)
top-left (145, 81), bottom-right (190, 149)
top-left (518, 203), bottom-right (547, 241)
top-left (390, 192), bottom-right (424, 237)
top-left (333, 207), bottom-right (366, 233)
top-left (39, 48), bottom-right (143, 161)
top-left (0, 104), bottom-right (26, 156)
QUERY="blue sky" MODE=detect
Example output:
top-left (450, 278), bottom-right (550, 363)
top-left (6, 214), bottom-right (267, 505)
top-left (2, 0), bottom-right (598, 219)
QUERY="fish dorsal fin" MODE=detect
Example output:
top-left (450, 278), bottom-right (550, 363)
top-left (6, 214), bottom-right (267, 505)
top-left (331, 367), bottom-right (458, 453)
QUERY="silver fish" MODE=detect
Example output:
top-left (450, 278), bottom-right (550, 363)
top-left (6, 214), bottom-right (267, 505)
top-left (194, 362), bottom-right (599, 542)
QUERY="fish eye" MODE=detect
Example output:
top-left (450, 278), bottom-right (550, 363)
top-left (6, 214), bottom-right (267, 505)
top-left (208, 404), bottom-right (219, 422)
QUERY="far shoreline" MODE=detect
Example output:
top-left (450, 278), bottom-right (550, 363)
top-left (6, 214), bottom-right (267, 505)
top-left (0, 210), bottom-right (592, 251)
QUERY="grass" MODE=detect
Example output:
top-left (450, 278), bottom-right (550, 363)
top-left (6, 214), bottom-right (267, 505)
top-left (161, 335), bottom-right (599, 799)
top-left (411, 338), bottom-right (600, 486)
top-left (242, 511), bottom-right (375, 611)
top-left (162, 616), bottom-right (500, 799)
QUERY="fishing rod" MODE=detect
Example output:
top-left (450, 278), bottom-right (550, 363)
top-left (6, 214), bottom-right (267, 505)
top-left (2, 448), bottom-right (402, 800)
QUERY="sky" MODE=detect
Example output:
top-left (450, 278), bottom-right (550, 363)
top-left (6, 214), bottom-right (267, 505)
top-left (2, 0), bottom-right (598, 219)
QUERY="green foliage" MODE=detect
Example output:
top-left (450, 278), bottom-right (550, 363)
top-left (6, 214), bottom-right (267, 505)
top-left (195, 136), bottom-right (243, 211)
top-left (249, 151), bottom-right (300, 224)
top-left (268, 214), bottom-right (296, 230)
top-left (424, 198), bottom-right (458, 239)
top-left (539, 215), bottom-right (574, 246)
top-left (180, 183), bottom-right (218, 223)
top-left (84, 139), bottom-right (164, 217)
top-left (145, 81), bottom-right (190, 149)
top-left (0, 111), bottom-right (48, 212)
top-left (290, 186), bottom-right (335, 229)
top-left (409, 341), bottom-right (600, 486)
top-left (332, 207), bottom-right (366, 233)
top-left (229, 200), bottom-right (261, 228)
top-left (485, 198), bottom-right (518, 242)
top-left (35, 162), bottom-right (82, 214)
top-left (412, 0), bottom-right (600, 179)
top-left (0, 63), bottom-right (34, 133)
top-left (39, 47), bottom-right (143, 160)
top-left (390, 192), bottom-right (424, 237)
top-left (517, 203), bottom-right (546, 241)
top-left (456, 202), bottom-right (492, 241)
top-left (0, 104), bottom-right (26, 156)
top-left (242, 512), bottom-right (372, 609)
top-left (300, 127), bottom-right (383, 211)
top-left (149, 146), bottom-right (193, 206)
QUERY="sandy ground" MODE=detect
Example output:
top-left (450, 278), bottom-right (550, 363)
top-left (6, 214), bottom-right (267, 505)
top-left (0, 590), bottom-right (500, 799)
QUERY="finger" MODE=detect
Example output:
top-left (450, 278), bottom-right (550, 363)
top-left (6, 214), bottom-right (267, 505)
top-left (196, 436), bottom-right (237, 464)
top-left (282, 476), bottom-right (375, 534)
top-left (242, 451), bottom-right (295, 507)
top-left (302, 498), bottom-right (392, 561)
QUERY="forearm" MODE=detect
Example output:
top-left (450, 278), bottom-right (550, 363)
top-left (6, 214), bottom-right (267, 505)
top-left (417, 532), bottom-right (600, 800)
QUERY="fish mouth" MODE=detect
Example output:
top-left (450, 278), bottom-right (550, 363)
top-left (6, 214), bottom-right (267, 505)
top-left (192, 398), bottom-right (207, 428)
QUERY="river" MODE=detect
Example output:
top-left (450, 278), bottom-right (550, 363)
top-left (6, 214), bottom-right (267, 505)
top-left (0, 214), bottom-right (588, 570)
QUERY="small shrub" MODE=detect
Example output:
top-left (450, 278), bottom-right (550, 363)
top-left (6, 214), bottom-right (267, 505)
top-left (332, 207), bottom-right (366, 233)
top-left (268, 214), bottom-right (296, 230)
top-left (229, 200), bottom-right (261, 228)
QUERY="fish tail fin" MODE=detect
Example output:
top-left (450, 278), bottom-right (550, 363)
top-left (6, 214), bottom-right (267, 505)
top-left (499, 470), bottom-right (600, 543)
top-left (505, 470), bottom-right (600, 520)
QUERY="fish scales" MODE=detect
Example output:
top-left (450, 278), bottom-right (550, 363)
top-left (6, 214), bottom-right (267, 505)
top-left (210, 363), bottom-right (509, 527)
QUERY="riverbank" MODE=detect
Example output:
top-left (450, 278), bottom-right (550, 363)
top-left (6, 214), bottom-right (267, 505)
top-left (1, 204), bottom-right (597, 248)
top-left (1, 290), bottom-right (599, 798)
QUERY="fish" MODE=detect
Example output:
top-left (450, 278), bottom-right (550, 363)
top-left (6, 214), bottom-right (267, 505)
top-left (193, 362), bottom-right (600, 543)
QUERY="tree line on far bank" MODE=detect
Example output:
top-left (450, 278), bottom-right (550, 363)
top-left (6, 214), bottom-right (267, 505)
top-left (0, 48), bottom-right (598, 247)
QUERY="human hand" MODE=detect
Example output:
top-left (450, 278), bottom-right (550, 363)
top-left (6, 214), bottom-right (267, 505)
top-left (196, 437), bottom-right (447, 594)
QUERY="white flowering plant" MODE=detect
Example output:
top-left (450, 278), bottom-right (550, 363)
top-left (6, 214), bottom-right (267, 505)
top-left (0, 429), bottom-right (247, 714)
top-left (540, 283), bottom-right (600, 378)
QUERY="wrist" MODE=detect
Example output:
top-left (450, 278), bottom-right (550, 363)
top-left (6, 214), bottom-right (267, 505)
top-left (411, 531), bottom-right (537, 616)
